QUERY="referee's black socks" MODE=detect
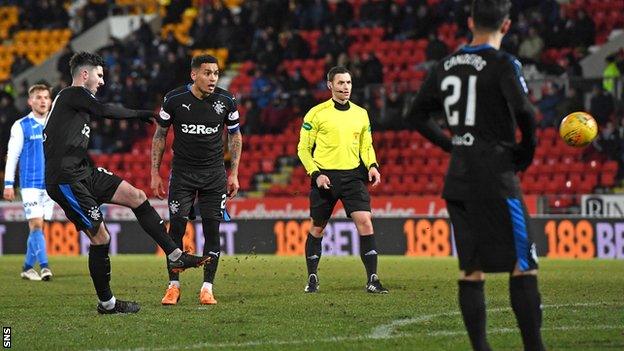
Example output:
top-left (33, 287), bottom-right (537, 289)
top-left (132, 200), bottom-right (178, 255)
top-left (458, 280), bottom-right (491, 351)
top-left (510, 275), bottom-right (545, 351)
top-left (305, 233), bottom-right (322, 275)
top-left (359, 234), bottom-right (378, 280)
top-left (89, 243), bottom-right (113, 302)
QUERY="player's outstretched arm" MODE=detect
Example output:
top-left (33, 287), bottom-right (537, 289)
top-left (71, 87), bottom-right (154, 122)
top-left (150, 125), bottom-right (169, 199)
top-left (227, 130), bottom-right (242, 198)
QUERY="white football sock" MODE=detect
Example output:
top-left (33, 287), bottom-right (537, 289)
top-left (100, 296), bottom-right (116, 310)
top-left (169, 280), bottom-right (180, 288)
top-left (201, 282), bottom-right (213, 293)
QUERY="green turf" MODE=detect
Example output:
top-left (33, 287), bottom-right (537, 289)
top-left (0, 255), bottom-right (622, 350)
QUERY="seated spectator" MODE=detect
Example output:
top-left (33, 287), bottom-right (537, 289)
top-left (10, 55), bottom-right (32, 76)
top-left (569, 10), bottom-right (595, 48)
top-left (332, 0), bottom-right (353, 25)
top-left (518, 27), bottom-right (544, 63)
top-left (537, 82), bottom-right (563, 128)
top-left (590, 85), bottom-right (615, 126)
top-left (333, 24), bottom-right (350, 54)
top-left (257, 41), bottom-right (282, 74)
top-left (555, 87), bottom-right (584, 126)
top-left (190, 12), bottom-right (218, 48)
top-left (298, 0), bottom-right (329, 30)
top-left (260, 97), bottom-right (293, 134)
top-left (361, 52), bottom-right (383, 85)
top-left (280, 30), bottom-right (310, 60)
top-left (593, 121), bottom-right (620, 162)
top-left (162, 0), bottom-right (191, 25)
top-left (251, 69), bottom-right (276, 109)
top-left (317, 25), bottom-right (339, 58)
top-left (241, 98), bottom-right (261, 135)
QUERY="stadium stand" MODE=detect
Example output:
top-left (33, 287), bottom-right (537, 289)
top-left (2, 0), bottom-right (624, 214)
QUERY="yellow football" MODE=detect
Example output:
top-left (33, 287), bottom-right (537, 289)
top-left (559, 112), bottom-right (598, 147)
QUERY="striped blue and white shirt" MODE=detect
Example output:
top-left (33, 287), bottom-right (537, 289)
top-left (4, 112), bottom-right (46, 189)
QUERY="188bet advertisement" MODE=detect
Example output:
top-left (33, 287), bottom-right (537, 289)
top-left (0, 196), bottom-right (622, 259)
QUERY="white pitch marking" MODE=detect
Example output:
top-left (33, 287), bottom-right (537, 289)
top-left (90, 324), bottom-right (623, 351)
top-left (89, 302), bottom-right (622, 351)
top-left (370, 302), bottom-right (618, 339)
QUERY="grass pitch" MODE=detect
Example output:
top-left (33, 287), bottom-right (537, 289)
top-left (0, 255), bottom-right (622, 350)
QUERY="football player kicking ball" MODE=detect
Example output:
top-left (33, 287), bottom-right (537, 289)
top-left (409, 1), bottom-right (545, 350)
top-left (44, 52), bottom-right (211, 314)
top-left (152, 54), bottom-right (242, 305)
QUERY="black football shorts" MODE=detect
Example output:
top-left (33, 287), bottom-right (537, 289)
top-left (446, 197), bottom-right (539, 273)
top-left (47, 167), bottom-right (123, 232)
top-left (309, 168), bottom-right (371, 222)
top-left (168, 167), bottom-right (227, 221)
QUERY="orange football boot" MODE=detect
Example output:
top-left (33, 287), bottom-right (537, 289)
top-left (199, 288), bottom-right (217, 305)
top-left (161, 285), bottom-right (181, 305)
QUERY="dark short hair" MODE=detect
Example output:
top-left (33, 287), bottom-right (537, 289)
top-left (327, 66), bottom-right (352, 82)
top-left (69, 52), bottom-right (105, 77)
top-left (191, 54), bottom-right (218, 69)
top-left (471, 0), bottom-right (511, 31)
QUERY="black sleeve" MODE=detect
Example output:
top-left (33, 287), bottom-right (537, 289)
top-left (70, 87), bottom-right (152, 120)
top-left (225, 96), bottom-right (240, 132)
top-left (407, 68), bottom-right (453, 152)
top-left (156, 95), bottom-right (174, 128)
top-left (500, 58), bottom-right (537, 171)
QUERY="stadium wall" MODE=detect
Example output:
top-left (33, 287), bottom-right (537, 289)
top-left (0, 215), bottom-right (622, 260)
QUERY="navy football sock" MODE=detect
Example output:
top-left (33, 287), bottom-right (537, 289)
top-left (458, 280), bottom-right (491, 351)
top-left (510, 275), bottom-right (545, 351)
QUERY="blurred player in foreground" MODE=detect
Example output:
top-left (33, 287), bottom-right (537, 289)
top-left (409, 1), bottom-right (545, 350)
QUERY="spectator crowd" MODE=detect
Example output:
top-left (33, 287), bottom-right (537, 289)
top-left (2, 0), bottom-right (624, 181)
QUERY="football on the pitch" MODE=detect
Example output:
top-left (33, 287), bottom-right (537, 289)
top-left (559, 111), bottom-right (598, 147)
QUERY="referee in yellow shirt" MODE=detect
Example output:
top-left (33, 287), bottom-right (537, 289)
top-left (297, 66), bottom-right (387, 294)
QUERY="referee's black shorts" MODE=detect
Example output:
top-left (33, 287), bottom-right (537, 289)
top-left (446, 197), bottom-right (539, 273)
top-left (46, 167), bottom-right (123, 232)
top-left (309, 168), bottom-right (371, 222)
top-left (168, 167), bottom-right (227, 221)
